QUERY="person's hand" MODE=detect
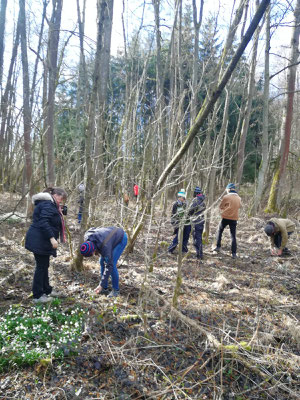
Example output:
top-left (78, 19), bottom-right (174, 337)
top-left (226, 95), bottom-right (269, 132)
top-left (277, 249), bottom-right (283, 256)
top-left (50, 237), bottom-right (58, 249)
top-left (270, 248), bottom-right (277, 256)
top-left (94, 285), bottom-right (102, 294)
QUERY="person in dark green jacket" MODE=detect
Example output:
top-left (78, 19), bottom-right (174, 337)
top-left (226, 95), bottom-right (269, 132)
top-left (168, 189), bottom-right (191, 254)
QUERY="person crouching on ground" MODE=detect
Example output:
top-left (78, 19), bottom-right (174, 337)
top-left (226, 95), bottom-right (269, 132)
top-left (168, 189), bottom-right (191, 254)
top-left (80, 226), bottom-right (127, 297)
top-left (188, 186), bottom-right (206, 259)
top-left (213, 183), bottom-right (241, 259)
top-left (25, 187), bottom-right (68, 303)
top-left (264, 218), bottom-right (295, 256)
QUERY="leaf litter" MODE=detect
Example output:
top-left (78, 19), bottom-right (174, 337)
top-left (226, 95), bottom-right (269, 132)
top-left (0, 193), bottom-right (299, 399)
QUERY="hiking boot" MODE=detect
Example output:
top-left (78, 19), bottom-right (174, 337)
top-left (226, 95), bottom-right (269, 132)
top-left (282, 248), bottom-right (292, 256)
top-left (213, 247), bottom-right (220, 253)
top-left (196, 254), bottom-right (203, 260)
top-left (107, 290), bottom-right (120, 298)
top-left (232, 253), bottom-right (237, 259)
top-left (49, 290), bottom-right (64, 298)
top-left (33, 294), bottom-right (51, 304)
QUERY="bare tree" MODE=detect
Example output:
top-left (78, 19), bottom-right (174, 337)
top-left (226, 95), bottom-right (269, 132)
top-left (236, 0), bottom-right (261, 186)
top-left (266, 0), bottom-right (300, 211)
top-left (93, 0), bottom-right (114, 202)
top-left (0, 13), bottom-right (21, 185)
top-left (253, 3), bottom-right (270, 213)
top-left (129, 0), bottom-right (270, 254)
top-left (19, 0), bottom-right (33, 201)
top-left (156, 0), bottom-right (270, 191)
top-left (45, 0), bottom-right (63, 185)
top-left (0, 0), bottom-right (7, 91)
top-left (71, 0), bottom-right (110, 271)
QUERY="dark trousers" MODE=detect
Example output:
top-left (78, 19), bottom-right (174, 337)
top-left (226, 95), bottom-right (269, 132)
top-left (78, 205), bottom-right (83, 223)
top-left (274, 232), bottom-right (292, 249)
top-left (216, 218), bottom-right (237, 255)
top-left (193, 223), bottom-right (204, 257)
top-left (32, 254), bottom-right (52, 299)
top-left (169, 225), bottom-right (191, 253)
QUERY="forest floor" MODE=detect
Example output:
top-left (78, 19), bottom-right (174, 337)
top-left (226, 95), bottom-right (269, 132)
top-left (0, 192), bottom-right (299, 400)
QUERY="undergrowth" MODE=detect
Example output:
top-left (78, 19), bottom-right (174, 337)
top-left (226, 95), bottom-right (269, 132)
top-left (0, 300), bottom-right (86, 372)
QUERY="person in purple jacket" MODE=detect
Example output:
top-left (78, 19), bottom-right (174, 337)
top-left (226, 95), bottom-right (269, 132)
top-left (80, 226), bottom-right (127, 297)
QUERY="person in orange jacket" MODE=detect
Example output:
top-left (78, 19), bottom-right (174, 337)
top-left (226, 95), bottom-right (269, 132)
top-left (213, 183), bottom-right (241, 259)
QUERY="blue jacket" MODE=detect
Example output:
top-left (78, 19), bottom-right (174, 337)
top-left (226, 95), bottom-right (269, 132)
top-left (188, 194), bottom-right (206, 224)
top-left (84, 226), bottom-right (125, 287)
top-left (25, 193), bottom-right (62, 257)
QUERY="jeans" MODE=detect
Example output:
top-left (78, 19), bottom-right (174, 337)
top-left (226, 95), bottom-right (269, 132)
top-left (100, 233), bottom-right (128, 291)
top-left (216, 218), bottom-right (237, 255)
top-left (193, 223), bottom-right (204, 257)
top-left (168, 225), bottom-right (191, 253)
top-left (32, 253), bottom-right (52, 299)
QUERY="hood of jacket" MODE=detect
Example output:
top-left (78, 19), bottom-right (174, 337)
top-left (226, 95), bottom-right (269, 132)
top-left (32, 192), bottom-right (54, 204)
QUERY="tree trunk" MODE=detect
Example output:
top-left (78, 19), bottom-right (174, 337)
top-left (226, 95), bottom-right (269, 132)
top-left (187, 0), bottom-right (204, 167)
top-left (75, 0), bottom-right (88, 187)
top-left (45, 0), bottom-right (63, 186)
top-left (93, 0), bottom-right (114, 203)
top-left (236, 0), bottom-right (261, 186)
top-left (266, 0), bottom-right (300, 211)
top-left (30, 0), bottom-right (48, 112)
top-left (152, 0), bottom-right (167, 173)
top-left (71, 0), bottom-right (108, 271)
top-left (253, 4), bottom-right (270, 213)
top-left (0, 13), bottom-right (20, 185)
top-left (204, 85), bottom-right (231, 240)
top-left (0, 0), bottom-right (7, 90)
top-left (19, 0), bottom-right (33, 202)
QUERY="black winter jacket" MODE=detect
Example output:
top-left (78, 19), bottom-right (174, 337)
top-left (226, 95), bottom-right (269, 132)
top-left (84, 226), bottom-right (125, 288)
top-left (188, 194), bottom-right (206, 224)
top-left (170, 200), bottom-right (190, 228)
top-left (25, 193), bottom-right (62, 257)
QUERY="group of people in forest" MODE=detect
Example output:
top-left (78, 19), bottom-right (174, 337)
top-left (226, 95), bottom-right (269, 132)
top-left (168, 183), bottom-right (242, 259)
top-left (24, 184), bottom-right (296, 304)
top-left (168, 183), bottom-right (295, 260)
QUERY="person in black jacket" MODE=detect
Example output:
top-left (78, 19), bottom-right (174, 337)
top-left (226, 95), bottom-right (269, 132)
top-left (168, 189), bottom-right (191, 254)
top-left (25, 187), bottom-right (67, 303)
top-left (188, 186), bottom-right (206, 259)
top-left (80, 227), bottom-right (127, 297)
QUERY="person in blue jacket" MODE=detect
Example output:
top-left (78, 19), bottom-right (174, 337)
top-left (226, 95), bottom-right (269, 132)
top-left (80, 227), bottom-right (127, 297)
top-left (25, 187), bottom-right (68, 303)
top-left (188, 186), bottom-right (206, 259)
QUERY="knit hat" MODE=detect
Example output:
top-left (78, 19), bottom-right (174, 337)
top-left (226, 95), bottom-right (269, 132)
top-left (80, 241), bottom-right (95, 257)
top-left (264, 223), bottom-right (275, 236)
top-left (177, 189), bottom-right (186, 198)
top-left (226, 183), bottom-right (236, 190)
top-left (194, 186), bottom-right (202, 194)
